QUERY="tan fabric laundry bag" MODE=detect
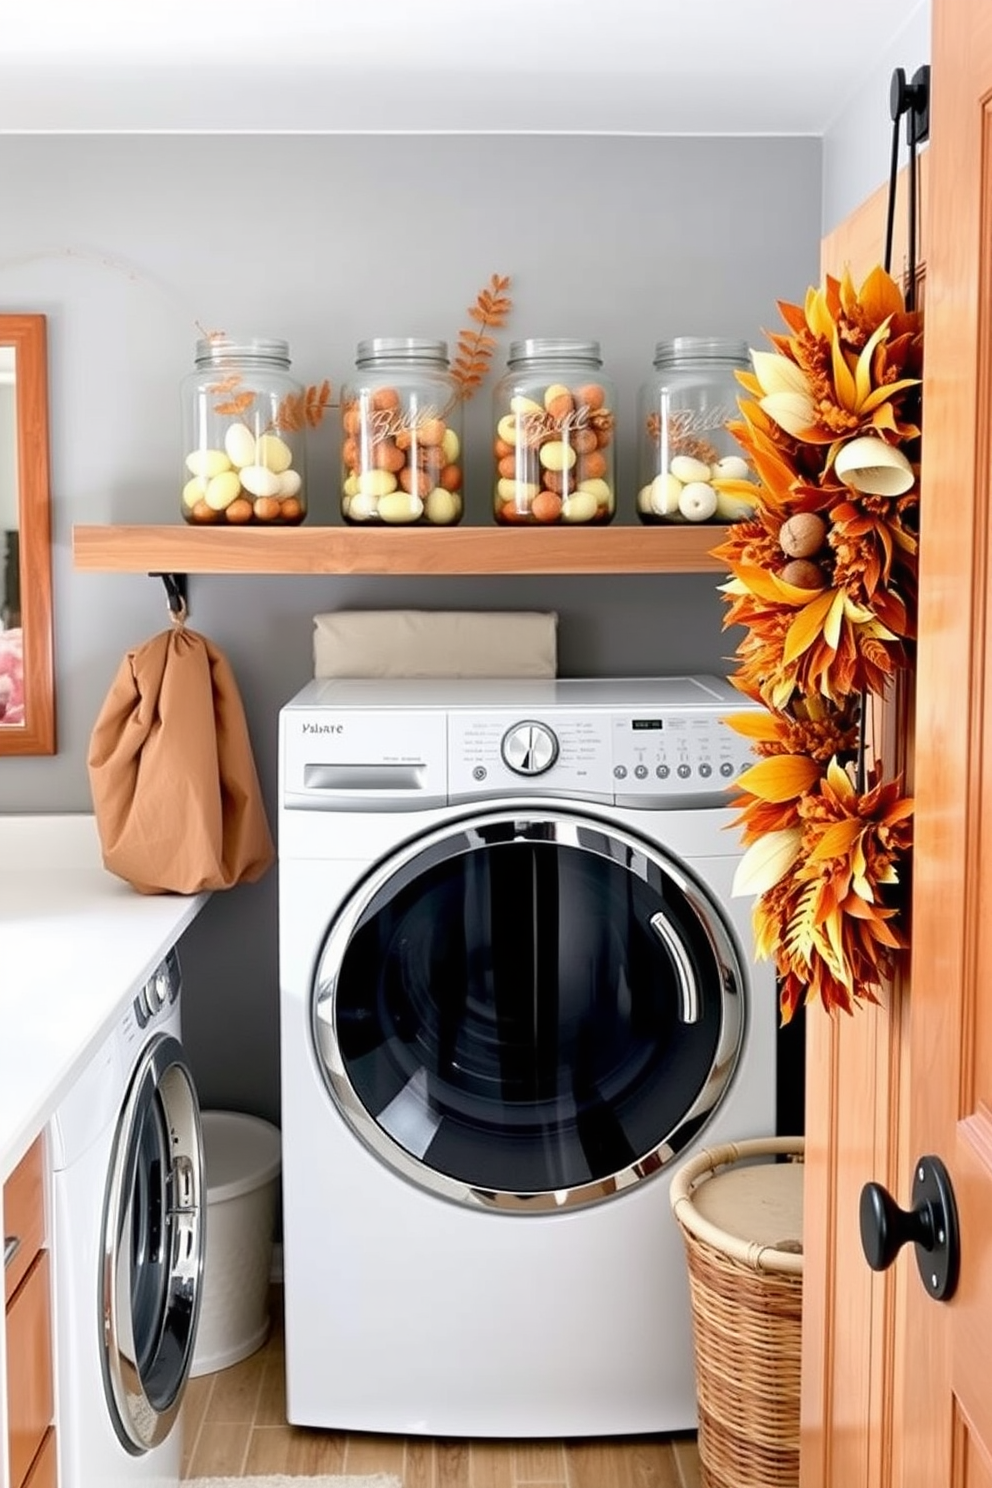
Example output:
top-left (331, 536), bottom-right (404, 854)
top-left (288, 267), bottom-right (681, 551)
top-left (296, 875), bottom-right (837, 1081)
top-left (87, 619), bottom-right (274, 895)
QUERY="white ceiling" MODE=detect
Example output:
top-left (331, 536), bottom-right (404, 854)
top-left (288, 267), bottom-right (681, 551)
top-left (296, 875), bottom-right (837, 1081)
top-left (0, 0), bottom-right (925, 135)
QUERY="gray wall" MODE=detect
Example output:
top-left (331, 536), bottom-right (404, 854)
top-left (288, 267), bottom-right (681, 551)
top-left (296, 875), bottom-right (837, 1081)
top-left (821, 0), bottom-right (930, 235)
top-left (0, 133), bottom-right (821, 1123)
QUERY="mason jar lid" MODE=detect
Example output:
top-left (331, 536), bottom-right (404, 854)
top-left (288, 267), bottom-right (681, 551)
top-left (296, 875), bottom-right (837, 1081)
top-left (356, 336), bottom-right (449, 368)
top-left (508, 338), bottom-right (603, 368)
top-left (195, 336), bottom-right (291, 368)
top-left (653, 336), bottom-right (749, 369)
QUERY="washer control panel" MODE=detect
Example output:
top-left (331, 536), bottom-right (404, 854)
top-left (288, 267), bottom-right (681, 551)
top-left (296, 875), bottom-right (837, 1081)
top-left (133, 945), bottom-right (182, 1029)
top-left (281, 679), bottom-right (761, 813)
top-left (449, 706), bottom-right (755, 806)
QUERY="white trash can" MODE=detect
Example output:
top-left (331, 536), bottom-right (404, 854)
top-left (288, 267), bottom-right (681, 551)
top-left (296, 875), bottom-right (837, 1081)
top-left (190, 1110), bottom-right (282, 1377)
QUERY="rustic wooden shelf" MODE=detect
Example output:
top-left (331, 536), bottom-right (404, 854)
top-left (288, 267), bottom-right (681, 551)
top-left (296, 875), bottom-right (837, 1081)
top-left (71, 524), bottom-right (726, 577)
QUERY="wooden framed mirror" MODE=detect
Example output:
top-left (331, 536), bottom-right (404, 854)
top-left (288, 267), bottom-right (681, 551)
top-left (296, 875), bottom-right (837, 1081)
top-left (0, 313), bottom-right (54, 754)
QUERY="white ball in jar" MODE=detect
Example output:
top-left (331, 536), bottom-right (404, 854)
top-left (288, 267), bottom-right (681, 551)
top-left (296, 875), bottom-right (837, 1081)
top-left (185, 447), bottom-right (231, 479)
top-left (649, 472), bottom-right (684, 517)
top-left (539, 440), bottom-right (577, 473)
top-left (278, 468), bottom-right (303, 498)
top-left (378, 491), bottom-right (424, 524)
top-left (561, 491), bottom-right (600, 524)
top-left (576, 477), bottom-right (612, 508)
top-left (711, 455), bottom-right (751, 481)
top-left (509, 394), bottom-right (545, 416)
top-left (497, 414), bottom-right (521, 446)
top-left (357, 468), bottom-right (398, 499)
top-left (347, 490), bottom-right (380, 521)
top-left (678, 481), bottom-right (719, 522)
top-left (670, 455), bottom-right (713, 485)
top-left (224, 422), bottom-right (256, 470)
top-left (205, 470), bottom-right (243, 511)
top-left (182, 475), bottom-right (209, 511)
top-left (424, 487), bottom-right (461, 525)
top-left (255, 433), bottom-right (293, 474)
top-left (497, 477), bottom-right (539, 507)
top-left (239, 464), bottom-right (282, 499)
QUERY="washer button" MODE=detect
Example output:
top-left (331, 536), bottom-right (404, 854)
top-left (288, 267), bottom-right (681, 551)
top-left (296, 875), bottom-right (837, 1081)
top-left (614, 765), bottom-right (628, 779)
top-left (472, 765), bottom-right (487, 781)
top-left (720, 761), bottom-right (735, 778)
top-left (677, 764), bottom-right (692, 779)
top-left (699, 762), bottom-right (712, 778)
top-left (656, 764), bottom-right (670, 779)
top-left (634, 765), bottom-right (649, 780)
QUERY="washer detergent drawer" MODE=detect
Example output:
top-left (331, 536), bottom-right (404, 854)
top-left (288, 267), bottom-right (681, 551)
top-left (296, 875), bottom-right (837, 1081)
top-left (7, 1252), bottom-right (54, 1488)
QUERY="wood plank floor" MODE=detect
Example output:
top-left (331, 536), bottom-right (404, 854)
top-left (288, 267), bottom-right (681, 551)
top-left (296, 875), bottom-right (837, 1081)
top-left (180, 1289), bottom-right (701, 1487)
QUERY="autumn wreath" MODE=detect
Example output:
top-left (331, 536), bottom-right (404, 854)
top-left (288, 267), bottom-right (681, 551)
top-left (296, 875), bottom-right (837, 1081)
top-left (713, 266), bottom-right (923, 1022)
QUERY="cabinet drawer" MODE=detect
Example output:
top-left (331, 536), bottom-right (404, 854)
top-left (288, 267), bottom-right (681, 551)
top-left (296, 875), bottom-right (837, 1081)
top-left (20, 1427), bottom-right (56, 1488)
top-left (4, 1136), bottom-right (45, 1304)
top-left (7, 1251), bottom-right (54, 1488)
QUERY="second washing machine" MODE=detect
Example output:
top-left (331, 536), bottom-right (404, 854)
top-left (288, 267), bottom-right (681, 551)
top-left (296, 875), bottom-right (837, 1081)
top-left (278, 675), bottom-right (777, 1438)
top-left (50, 947), bottom-right (206, 1488)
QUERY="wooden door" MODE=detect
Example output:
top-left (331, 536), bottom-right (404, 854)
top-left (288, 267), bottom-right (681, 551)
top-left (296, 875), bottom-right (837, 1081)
top-left (802, 1), bottom-right (992, 1484)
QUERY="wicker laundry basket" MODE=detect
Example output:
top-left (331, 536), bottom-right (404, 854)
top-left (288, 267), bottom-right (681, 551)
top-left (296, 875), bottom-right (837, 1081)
top-left (670, 1137), bottom-right (804, 1488)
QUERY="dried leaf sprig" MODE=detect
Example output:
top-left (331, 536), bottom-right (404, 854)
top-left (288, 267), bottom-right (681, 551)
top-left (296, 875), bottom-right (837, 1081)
top-left (451, 274), bottom-right (512, 401)
top-left (200, 328), bottom-right (335, 433)
top-left (714, 266), bottom-right (922, 1022)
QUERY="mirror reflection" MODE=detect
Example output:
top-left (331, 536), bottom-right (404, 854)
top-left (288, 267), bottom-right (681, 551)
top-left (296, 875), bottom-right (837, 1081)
top-left (0, 347), bottom-right (22, 722)
top-left (0, 314), bottom-right (54, 754)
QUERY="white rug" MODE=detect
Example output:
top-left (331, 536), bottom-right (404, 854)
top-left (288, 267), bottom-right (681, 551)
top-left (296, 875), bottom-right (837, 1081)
top-left (186, 1478), bottom-right (403, 1488)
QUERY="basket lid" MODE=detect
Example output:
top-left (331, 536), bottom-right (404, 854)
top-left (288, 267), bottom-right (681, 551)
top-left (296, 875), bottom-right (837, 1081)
top-left (670, 1137), bottom-right (804, 1275)
top-left (691, 1162), bottom-right (803, 1250)
top-left (200, 1110), bottom-right (282, 1202)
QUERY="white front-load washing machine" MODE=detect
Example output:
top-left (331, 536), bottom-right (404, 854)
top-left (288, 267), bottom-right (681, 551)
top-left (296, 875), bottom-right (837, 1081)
top-left (49, 947), bottom-right (206, 1488)
top-left (278, 675), bottom-right (777, 1439)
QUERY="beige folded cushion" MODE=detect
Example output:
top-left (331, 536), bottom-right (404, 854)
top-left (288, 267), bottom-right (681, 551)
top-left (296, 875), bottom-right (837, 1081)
top-left (313, 609), bottom-right (558, 678)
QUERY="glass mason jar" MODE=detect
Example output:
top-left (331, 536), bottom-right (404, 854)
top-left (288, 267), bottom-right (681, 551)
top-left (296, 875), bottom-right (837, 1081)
top-left (492, 339), bottom-right (616, 525)
top-left (340, 338), bottom-right (463, 526)
top-left (180, 337), bottom-right (307, 526)
top-left (636, 337), bottom-right (759, 525)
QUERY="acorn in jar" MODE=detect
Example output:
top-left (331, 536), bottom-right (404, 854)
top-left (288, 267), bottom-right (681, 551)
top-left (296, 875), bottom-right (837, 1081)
top-left (340, 338), bottom-right (463, 526)
top-left (492, 339), bottom-right (616, 525)
top-left (181, 337), bottom-right (308, 526)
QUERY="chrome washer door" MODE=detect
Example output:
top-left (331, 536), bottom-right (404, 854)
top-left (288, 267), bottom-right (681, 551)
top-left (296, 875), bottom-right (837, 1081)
top-left (313, 808), bottom-right (746, 1212)
top-left (101, 1033), bottom-right (205, 1453)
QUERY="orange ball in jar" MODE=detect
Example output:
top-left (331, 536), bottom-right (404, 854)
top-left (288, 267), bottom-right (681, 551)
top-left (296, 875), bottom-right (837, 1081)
top-left (491, 339), bottom-right (616, 526)
top-left (340, 336), bottom-right (462, 526)
top-left (532, 490), bottom-right (564, 523)
top-left (226, 497), bottom-right (254, 524)
top-left (574, 383), bottom-right (606, 412)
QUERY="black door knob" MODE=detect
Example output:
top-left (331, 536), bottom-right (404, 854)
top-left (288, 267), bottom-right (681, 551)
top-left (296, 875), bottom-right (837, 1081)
top-left (859, 1155), bottom-right (959, 1302)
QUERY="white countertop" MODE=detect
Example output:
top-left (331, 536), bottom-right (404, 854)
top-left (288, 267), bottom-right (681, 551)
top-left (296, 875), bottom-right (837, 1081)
top-left (0, 814), bottom-right (208, 1181)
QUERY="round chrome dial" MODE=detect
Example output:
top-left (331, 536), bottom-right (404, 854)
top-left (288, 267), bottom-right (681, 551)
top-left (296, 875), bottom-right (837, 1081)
top-left (144, 969), bottom-right (169, 1015)
top-left (501, 720), bottom-right (559, 775)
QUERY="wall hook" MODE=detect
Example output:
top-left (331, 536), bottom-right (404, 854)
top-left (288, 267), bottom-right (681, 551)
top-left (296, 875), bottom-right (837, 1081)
top-left (890, 64), bottom-right (930, 147)
top-left (151, 572), bottom-right (189, 618)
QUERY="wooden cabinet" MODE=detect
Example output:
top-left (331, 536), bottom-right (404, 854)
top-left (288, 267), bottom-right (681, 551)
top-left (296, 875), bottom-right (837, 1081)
top-left (4, 1137), bottom-right (55, 1488)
